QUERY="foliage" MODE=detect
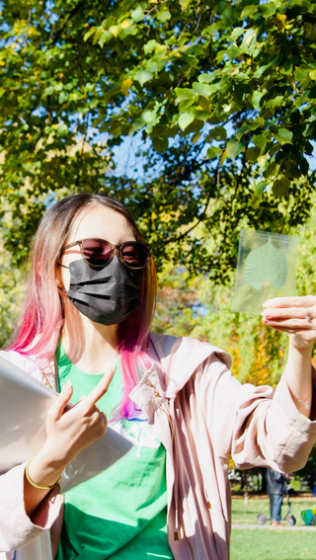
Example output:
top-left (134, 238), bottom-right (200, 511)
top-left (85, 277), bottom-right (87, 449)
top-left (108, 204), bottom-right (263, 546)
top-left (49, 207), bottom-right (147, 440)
top-left (154, 192), bottom-right (316, 387)
top-left (1, 0), bottom-right (316, 280)
top-left (0, 242), bottom-right (24, 349)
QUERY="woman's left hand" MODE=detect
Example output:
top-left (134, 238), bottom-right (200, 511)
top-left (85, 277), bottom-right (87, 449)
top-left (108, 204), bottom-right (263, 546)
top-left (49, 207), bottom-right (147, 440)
top-left (262, 295), bottom-right (316, 350)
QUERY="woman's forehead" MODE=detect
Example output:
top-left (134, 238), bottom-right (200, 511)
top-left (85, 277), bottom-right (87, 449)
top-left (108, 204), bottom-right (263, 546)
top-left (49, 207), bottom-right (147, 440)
top-left (69, 204), bottom-right (135, 243)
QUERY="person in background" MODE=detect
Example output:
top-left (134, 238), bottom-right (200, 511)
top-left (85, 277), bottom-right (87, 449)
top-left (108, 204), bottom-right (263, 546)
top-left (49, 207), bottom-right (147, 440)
top-left (266, 468), bottom-right (289, 525)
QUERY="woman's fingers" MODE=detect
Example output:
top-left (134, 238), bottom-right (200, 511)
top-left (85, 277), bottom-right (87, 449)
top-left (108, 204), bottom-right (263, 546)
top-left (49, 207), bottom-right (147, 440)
top-left (263, 295), bottom-right (316, 309)
top-left (262, 307), bottom-right (315, 320)
top-left (262, 317), bottom-right (315, 329)
top-left (81, 365), bottom-right (116, 413)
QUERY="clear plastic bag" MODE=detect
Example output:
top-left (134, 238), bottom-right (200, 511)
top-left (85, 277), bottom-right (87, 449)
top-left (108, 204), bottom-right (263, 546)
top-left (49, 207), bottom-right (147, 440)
top-left (232, 229), bottom-right (299, 315)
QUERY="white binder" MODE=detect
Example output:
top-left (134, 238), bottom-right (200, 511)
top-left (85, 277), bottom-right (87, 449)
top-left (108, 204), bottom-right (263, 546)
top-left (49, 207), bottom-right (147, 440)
top-left (0, 356), bottom-right (133, 492)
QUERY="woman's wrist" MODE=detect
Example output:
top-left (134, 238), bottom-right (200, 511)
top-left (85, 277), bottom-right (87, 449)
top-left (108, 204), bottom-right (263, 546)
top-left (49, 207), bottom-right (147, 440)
top-left (284, 342), bottom-right (313, 418)
top-left (28, 449), bottom-right (65, 489)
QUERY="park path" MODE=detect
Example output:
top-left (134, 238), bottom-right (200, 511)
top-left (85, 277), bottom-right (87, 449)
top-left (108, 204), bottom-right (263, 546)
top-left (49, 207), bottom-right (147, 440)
top-left (232, 523), bottom-right (316, 531)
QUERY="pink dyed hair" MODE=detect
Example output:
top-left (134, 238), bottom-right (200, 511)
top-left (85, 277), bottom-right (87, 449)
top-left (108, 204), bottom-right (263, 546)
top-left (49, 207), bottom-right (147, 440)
top-left (10, 194), bottom-right (157, 419)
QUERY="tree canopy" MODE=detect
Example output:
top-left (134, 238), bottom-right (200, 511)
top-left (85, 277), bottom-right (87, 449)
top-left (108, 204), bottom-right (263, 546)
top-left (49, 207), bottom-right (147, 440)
top-left (1, 0), bottom-right (316, 279)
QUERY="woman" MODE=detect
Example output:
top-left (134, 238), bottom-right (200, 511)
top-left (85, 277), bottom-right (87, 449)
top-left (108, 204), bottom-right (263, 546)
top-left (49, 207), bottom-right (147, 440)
top-left (0, 193), bottom-right (315, 560)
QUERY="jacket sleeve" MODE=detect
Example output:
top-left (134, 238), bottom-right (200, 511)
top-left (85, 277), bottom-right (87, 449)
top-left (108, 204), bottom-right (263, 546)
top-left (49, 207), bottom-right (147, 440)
top-left (0, 462), bottom-right (62, 553)
top-left (200, 356), bottom-right (316, 473)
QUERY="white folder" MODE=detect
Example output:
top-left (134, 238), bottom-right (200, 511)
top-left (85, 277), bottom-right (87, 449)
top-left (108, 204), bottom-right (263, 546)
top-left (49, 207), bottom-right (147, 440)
top-left (0, 355), bottom-right (133, 492)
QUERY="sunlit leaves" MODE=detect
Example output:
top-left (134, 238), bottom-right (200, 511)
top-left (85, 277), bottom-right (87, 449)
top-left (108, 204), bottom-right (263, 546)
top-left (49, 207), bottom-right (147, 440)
top-left (131, 5), bottom-right (145, 22)
top-left (179, 113), bottom-right (195, 130)
top-left (134, 70), bottom-right (153, 86)
top-left (1, 0), bottom-right (316, 281)
top-left (272, 129), bottom-right (293, 144)
top-left (225, 140), bottom-right (245, 159)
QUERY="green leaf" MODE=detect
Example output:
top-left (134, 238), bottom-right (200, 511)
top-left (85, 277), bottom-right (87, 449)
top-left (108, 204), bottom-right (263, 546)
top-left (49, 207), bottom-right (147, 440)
top-left (157, 10), bottom-right (171, 22)
top-left (197, 73), bottom-right (215, 83)
top-left (182, 119), bottom-right (204, 134)
top-left (295, 67), bottom-right (310, 81)
top-left (252, 134), bottom-right (267, 148)
top-left (84, 28), bottom-right (96, 42)
top-left (192, 107), bottom-right (212, 121)
top-left (179, 112), bottom-right (195, 130)
top-left (247, 117), bottom-right (265, 131)
top-left (98, 30), bottom-right (111, 47)
top-left (306, 23), bottom-right (316, 42)
top-left (131, 6), bottom-right (145, 22)
top-left (192, 82), bottom-right (217, 97)
top-left (245, 238), bottom-right (288, 290)
top-left (202, 23), bottom-right (220, 37)
top-left (254, 180), bottom-right (268, 198)
top-left (144, 40), bottom-right (156, 54)
top-left (242, 29), bottom-right (257, 49)
top-left (246, 146), bottom-right (260, 162)
top-left (56, 123), bottom-right (68, 137)
top-left (230, 27), bottom-right (245, 41)
top-left (146, 62), bottom-right (159, 73)
top-left (207, 145), bottom-right (223, 159)
top-left (175, 88), bottom-right (197, 103)
top-left (241, 6), bottom-right (257, 19)
top-left (266, 96), bottom-right (284, 109)
top-left (152, 136), bottom-right (169, 152)
top-left (252, 91), bottom-right (264, 110)
top-left (236, 123), bottom-right (249, 141)
top-left (265, 162), bottom-right (277, 178)
top-left (272, 128), bottom-right (293, 144)
top-left (134, 70), bottom-right (153, 86)
top-left (272, 176), bottom-right (291, 198)
top-left (260, 3), bottom-right (276, 18)
top-left (225, 140), bottom-right (244, 159)
top-left (142, 110), bottom-right (158, 125)
top-left (206, 126), bottom-right (226, 141)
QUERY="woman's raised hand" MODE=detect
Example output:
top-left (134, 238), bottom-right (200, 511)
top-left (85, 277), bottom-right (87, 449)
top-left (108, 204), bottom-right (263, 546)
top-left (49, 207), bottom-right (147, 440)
top-left (25, 366), bottom-right (116, 516)
top-left (262, 295), bottom-right (316, 349)
top-left (43, 365), bottom-right (116, 466)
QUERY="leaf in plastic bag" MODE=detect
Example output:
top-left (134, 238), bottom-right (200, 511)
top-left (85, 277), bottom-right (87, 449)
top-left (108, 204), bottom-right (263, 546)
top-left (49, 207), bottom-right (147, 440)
top-left (244, 238), bottom-right (288, 290)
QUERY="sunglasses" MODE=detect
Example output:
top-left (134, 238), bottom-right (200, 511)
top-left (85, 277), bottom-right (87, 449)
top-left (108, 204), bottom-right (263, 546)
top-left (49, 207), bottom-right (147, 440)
top-left (61, 238), bottom-right (150, 270)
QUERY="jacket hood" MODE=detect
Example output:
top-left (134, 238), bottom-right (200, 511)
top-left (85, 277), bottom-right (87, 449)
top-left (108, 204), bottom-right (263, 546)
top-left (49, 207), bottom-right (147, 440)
top-left (150, 333), bottom-right (232, 399)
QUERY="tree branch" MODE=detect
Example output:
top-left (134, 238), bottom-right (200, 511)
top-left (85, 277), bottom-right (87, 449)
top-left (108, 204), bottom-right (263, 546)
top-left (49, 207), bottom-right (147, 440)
top-left (163, 159), bottom-right (220, 246)
top-left (51, 1), bottom-right (85, 45)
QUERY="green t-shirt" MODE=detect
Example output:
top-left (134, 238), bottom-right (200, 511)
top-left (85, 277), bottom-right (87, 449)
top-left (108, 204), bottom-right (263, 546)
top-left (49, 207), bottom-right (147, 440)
top-left (55, 342), bottom-right (173, 560)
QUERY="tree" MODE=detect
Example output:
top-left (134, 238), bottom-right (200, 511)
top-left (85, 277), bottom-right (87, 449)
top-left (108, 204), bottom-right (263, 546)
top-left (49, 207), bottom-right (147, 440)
top-left (1, 0), bottom-right (316, 279)
top-left (154, 190), bottom-right (316, 383)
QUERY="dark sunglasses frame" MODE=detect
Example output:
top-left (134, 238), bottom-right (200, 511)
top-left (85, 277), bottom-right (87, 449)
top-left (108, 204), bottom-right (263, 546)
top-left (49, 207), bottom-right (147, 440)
top-left (61, 238), bottom-right (150, 270)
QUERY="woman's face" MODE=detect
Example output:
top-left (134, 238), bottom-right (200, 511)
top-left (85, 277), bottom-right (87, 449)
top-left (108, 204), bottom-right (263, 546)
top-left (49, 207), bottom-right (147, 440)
top-left (58, 204), bottom-right (136, 292)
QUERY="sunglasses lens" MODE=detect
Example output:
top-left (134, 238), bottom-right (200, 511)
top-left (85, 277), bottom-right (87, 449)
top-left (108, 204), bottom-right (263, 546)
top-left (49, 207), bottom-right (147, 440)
top-left (121, 243), bottom-right (148, 268)
top-left (82, 239), bottom-right (112, 267)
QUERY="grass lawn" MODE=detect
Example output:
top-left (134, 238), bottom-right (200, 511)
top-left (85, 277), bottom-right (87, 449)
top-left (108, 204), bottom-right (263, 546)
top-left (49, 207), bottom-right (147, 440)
top-left (230, 497), bottom-right (316, 560)
top-left (231, 530), bottom-right (316, 560)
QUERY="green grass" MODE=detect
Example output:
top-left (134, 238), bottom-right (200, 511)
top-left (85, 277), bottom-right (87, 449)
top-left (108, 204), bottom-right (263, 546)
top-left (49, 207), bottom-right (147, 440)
top-left (232, 497), bottom-right (315, 526)
top-left (230, 497), bottom-right (316, 560)
top-left (231, 530), bottom-right (316, 560)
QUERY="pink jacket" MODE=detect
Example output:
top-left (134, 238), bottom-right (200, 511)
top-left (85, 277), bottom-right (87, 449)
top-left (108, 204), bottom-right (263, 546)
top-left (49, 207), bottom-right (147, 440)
top-left (1, 334), bottom-right (316, 560)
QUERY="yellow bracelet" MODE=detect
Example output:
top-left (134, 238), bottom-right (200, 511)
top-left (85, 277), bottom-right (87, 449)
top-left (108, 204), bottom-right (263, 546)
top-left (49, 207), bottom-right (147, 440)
top-left (25, 458), bottom-right (61, 491)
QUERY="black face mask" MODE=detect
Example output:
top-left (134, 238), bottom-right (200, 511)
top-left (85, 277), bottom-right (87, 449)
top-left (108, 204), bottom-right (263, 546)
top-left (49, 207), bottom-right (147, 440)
top-left (64, 257), bottom-right (143, 326)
